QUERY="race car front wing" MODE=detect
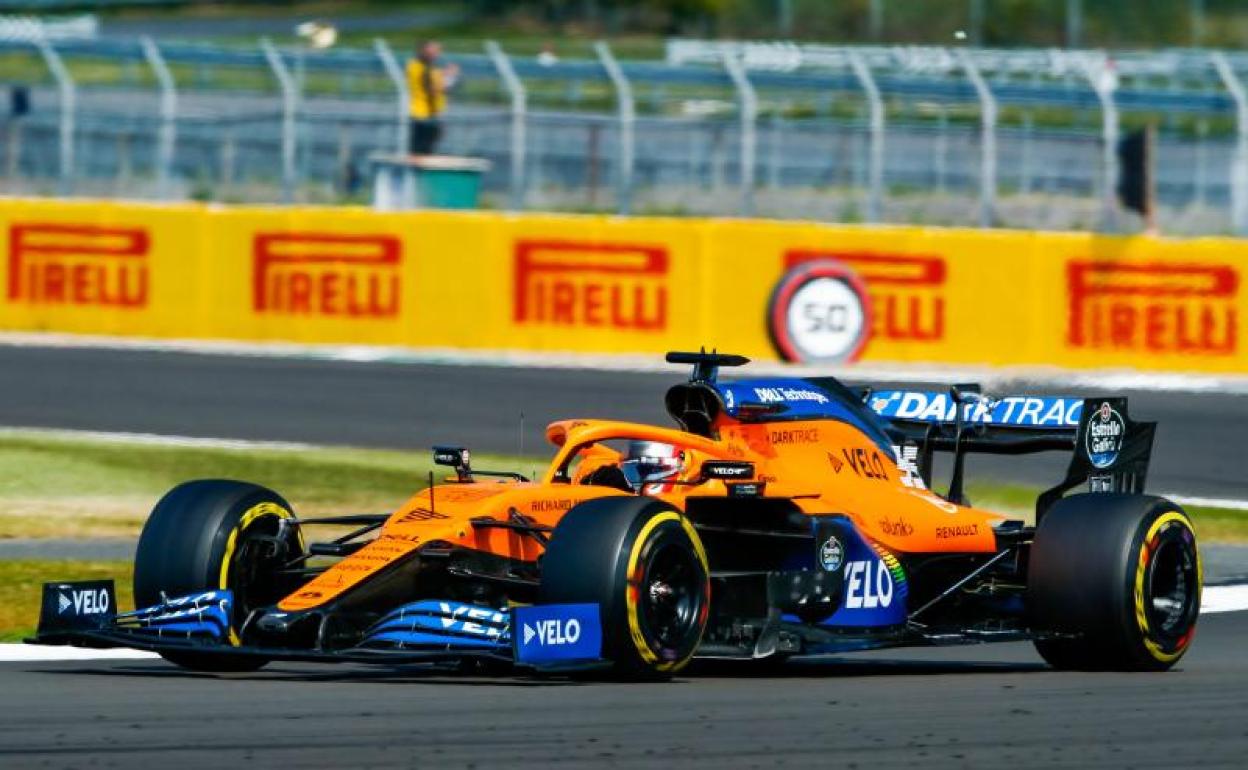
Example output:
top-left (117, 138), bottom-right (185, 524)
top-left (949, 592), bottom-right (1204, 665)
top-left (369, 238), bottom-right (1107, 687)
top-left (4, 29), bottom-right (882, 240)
top-left (29, 580), bottom-right (605, 669)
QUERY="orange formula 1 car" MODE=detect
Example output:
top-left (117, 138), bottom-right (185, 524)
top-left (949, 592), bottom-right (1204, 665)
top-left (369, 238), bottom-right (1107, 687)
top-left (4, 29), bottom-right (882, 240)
top-left (33, 352), bottom-right (1201, 679)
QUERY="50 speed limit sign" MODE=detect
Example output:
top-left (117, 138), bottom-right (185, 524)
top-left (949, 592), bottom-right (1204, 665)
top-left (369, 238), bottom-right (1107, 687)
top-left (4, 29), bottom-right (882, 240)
top-left (767, 260), bottom-right (871, 364)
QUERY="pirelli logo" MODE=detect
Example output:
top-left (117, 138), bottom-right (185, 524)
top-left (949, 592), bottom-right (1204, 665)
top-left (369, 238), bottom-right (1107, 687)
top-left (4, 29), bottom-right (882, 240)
top-left (253, 233), bottom-right (401, 318)
top-left (1067, 261), bottom-right (1238, 355)
top-left (785, 250), bottom-right (946, 342)
top-left (7, 224), bottom-right (149, 307)
top-left (513, 240), bottom-right (668, 331)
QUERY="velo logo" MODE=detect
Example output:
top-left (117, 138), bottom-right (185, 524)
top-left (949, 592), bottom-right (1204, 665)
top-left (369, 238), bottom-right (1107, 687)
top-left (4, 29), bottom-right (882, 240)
top-left (58, 587), bottom-right (111, 615)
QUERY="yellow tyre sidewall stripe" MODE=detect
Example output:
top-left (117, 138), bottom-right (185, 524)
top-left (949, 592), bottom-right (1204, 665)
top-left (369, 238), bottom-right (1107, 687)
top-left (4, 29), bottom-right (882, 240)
top-left (1133, 510), bottom-right (1201, 663)
top-left (217, 501), bottom-right (295, 645)
top-left (623, 511), bottom-right (709, 672)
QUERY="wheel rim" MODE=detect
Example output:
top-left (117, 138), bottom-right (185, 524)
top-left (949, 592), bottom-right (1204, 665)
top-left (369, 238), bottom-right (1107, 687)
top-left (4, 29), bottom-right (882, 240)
top-left (228, 516), bottom-right (295, 617)
top-left (637, 540), bottom-right (704, 654)
top-left (1144, 525), bottom-right (1200, 641)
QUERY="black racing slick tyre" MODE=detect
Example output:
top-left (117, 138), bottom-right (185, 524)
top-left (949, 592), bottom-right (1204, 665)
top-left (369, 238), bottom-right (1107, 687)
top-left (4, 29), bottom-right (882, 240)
top-left (1029, 493), bottom-right (1201, 672)
top-left (134, 480), bottom-right (303, 672)
top-left (540, 497), bottom-right (710, 680)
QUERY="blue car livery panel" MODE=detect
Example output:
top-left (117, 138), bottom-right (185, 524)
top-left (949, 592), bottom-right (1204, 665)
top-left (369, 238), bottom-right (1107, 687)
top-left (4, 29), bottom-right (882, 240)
top-left (870, 390), bottom-right (1084, 429)
top-left (797, 523), bottom-right (909, 629)
top-left (512, 604), bottom-right (603, 665)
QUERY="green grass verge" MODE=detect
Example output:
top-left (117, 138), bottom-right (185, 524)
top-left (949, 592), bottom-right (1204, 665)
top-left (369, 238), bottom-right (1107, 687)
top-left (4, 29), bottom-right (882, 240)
top-left (966, 481), bottom-right (1246, 544)
top-left (1175, 504), bottom-right (1248, 544)
top-left (0, 560), bottom-right (133, 642)
top-left (0, 430), bottom-right (535, 539)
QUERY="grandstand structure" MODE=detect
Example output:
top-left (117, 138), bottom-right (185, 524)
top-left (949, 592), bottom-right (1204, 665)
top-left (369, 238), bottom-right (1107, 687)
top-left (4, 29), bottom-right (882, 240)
top-left (2, 31), bottom-right (1247, 234)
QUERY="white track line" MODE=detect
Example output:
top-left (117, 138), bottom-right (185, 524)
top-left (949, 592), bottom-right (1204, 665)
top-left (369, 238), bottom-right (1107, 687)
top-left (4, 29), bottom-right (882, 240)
top-left (0, 644), bottom-right (158, 662)
top-left (0, 426), bottom-right (317, 452)
top-left (1202, 584), bottom-right (1248, 614)
top-left (1167, 494), bottom-right (1248, 512)
top-left (3, 331), bottom-right (1248, 395)
top-left (3, 586), bottom-right (1245, 662)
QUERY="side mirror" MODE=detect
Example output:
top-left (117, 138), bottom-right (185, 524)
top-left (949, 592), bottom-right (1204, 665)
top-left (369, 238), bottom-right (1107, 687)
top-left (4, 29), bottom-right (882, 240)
top-left (433, 446), bottom-right (473, 482)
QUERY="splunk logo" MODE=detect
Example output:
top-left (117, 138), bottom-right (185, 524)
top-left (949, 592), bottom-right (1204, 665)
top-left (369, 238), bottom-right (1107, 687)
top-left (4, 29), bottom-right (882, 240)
top-left (1067, 261), bottom-right (1238, 355)
top-left (253, 233), bottom-right (401, 318)
top-left (7, 223), bottom-right (149, 307)
top-left (513, 240), bottom-right (668, 331)
top-left (785, 250), bottom-right (946, 342)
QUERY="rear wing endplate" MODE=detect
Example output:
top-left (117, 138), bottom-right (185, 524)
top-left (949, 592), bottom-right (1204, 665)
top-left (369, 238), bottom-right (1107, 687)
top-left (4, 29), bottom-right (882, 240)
top-left (862, 388), bottom-right (1155, 521)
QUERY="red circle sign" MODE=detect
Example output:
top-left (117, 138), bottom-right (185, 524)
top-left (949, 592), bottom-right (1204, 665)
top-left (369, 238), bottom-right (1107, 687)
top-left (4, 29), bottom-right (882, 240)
top-left (767, 260), bottom-right (872, 364)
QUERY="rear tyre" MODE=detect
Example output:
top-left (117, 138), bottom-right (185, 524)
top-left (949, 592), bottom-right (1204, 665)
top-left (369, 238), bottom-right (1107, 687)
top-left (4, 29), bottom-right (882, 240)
top-left (134, 480), bottom-right (303, 672)
top-left (1029, 493), bottom-right (1201, 672)
top-left (540, 497), bottom-right (710, 680)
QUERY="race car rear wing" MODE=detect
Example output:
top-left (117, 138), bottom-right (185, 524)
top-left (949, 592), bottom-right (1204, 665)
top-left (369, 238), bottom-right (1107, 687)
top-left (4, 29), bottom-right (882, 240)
top-left (837, 383), bottom-right (1156, 521)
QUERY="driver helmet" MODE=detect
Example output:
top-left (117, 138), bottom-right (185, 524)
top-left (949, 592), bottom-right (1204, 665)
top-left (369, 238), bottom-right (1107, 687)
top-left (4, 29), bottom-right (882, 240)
top-left (621, 440), bottom-right (685, 493)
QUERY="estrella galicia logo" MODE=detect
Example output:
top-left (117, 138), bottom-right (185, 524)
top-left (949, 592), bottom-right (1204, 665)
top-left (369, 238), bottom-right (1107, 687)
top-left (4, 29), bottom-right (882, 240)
top-left (1085, 401), bottom-right (1125, 469)
top-left (819, 535), bottom-right (845, 572)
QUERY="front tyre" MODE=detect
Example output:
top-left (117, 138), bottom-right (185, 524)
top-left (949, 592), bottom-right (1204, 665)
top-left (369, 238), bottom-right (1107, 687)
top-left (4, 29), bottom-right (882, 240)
top-left (540, 497), bottom-right (710, 680)
top-left (134, 480), bottom-right (303, 672)
top-left (1029, 493), bottom-right (1201, 671)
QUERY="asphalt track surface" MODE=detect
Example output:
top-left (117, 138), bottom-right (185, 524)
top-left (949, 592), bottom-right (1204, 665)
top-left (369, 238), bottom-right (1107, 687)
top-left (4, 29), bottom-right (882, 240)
top-left (0, 611), bottom-right (1244, 768)
top-left (0, 344), bottom-right (1245, 499)
top-left (1, 344), bottom-right (1246, 767)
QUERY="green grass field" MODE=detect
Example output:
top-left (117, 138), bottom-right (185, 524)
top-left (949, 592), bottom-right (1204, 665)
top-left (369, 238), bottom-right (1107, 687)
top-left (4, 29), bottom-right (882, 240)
top-left (0, 428), bottom-right (1243, 640)
top-left (0, 561), bottom-right (132, 642)
top-left (0, 429), bottom-right (540, 539)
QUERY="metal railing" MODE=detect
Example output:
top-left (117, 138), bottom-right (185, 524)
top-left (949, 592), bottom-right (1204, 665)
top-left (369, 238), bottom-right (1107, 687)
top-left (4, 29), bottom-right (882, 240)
top-left (0, 14), bottom-right (97, 41)
top-left (3, 35), bottom-right (1248, 235)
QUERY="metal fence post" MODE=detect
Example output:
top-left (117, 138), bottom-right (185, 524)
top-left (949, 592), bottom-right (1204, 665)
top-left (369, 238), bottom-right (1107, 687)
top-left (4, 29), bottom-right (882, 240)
top-left (261, 37), bottom-right (297, 203)
top-left (1066, 0), bottom-right (1083, 48)
top-left (374, 38), bottom-right (408, 155)
top-left (1084, 57), bottom-right (1119, 231)
top-left (594, 40), bottom-right (635, 215)
top-left (969, 0), bottom-right (985, 46)
top-left (1020, 112), bottom-right (1033, 195)
top-left (33, 37), bottom-right (74, 194)
top-left (722, 51), bottom-right (757, 216)
top-left (848, 51), bottom-right (883, 223)
top-left (959, 49), bottom-right (997, 228)
top-left (486, 40), bottom-right (527, 210)
top-left (140, 36), bottom-right (177, 197)
top-left (869, 0), bottom-right (885, 41)
top-left (1213, 52), bottom-right (1248, 235)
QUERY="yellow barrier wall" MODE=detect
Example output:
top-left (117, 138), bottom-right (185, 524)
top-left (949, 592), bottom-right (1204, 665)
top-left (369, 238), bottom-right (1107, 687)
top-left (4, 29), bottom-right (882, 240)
top-left (0, 199), bottom-right (1243, 373)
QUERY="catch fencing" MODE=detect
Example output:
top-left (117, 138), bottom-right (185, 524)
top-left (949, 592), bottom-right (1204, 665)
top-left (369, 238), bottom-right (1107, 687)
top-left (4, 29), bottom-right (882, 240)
top-left (3, 37), bottom-right (1248, 234)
